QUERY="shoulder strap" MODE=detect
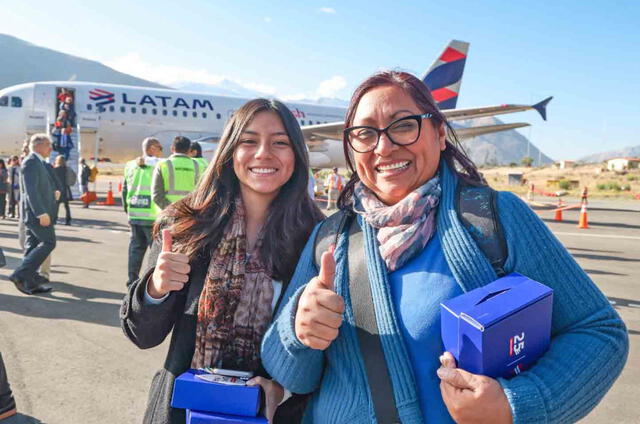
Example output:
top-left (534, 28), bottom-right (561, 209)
top-left (455, 182), bottom-right (508, 277)
top-left (313, 213), bottom-right (400, 423)
top-left (313, 210), bottom-right (350, 269)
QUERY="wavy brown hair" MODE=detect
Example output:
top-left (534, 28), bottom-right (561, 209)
top-left (338, 71), bottom-right (485, 209)
top-left (156, 98), bottom-right (324, 281)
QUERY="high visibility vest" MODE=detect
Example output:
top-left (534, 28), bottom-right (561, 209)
top-left (158, 155), bottom-right (200, 205)
top-left (194, 157), bottom-right (208, 181)
top-left (124, 159), bottom-right (158, 222)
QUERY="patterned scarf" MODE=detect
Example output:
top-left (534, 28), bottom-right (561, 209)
top-left (353, 175), bottom-right (441, 271)
top-left (191, 199), bottom-right (274, 371)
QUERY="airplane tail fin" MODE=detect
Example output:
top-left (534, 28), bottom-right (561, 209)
top-left (422, 40), bottom-right (469, 110)
top-left (532, 96), bottom-right (553, 121)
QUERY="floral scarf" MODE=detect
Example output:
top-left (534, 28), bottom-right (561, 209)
top-left (353, 175), bottom-right (442, 271)
top-left (191, 199), bottom-right (274, 371)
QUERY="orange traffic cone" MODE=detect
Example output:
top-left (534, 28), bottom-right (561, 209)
top-left (554, 198), bottom-right (563, 221)
top-left (578, 203), bottom-right (589, 229)
top-left (117, 181), bottom-right (122, 192)
top-left (98, 182), bottom-right (116, 205)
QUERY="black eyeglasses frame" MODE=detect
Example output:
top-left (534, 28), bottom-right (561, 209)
top-left (343, 113), bottom-right (433, 153)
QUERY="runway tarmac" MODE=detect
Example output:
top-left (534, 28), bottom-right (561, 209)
top-left (0, 189), bottom-right (638, 423)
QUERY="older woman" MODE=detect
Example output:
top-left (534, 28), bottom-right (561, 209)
top-left (261, 71), bottom-right (628, 423)
top-left (121, 98), bottom-right (324, 424)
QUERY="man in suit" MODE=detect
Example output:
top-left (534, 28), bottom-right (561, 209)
top-left (8, 133), bottom-right (58, 295)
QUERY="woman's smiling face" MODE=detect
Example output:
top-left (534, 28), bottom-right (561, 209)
top-left (233, 110), bottom-right (295, 203)
top-left (351, 85), bottom-right (446, 205)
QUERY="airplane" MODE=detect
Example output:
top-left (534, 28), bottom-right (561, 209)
top-left (0, 40), bottom-right (551, 169)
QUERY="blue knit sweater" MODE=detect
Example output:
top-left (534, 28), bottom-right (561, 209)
top-left (261, 161), bottom-right (629, 423)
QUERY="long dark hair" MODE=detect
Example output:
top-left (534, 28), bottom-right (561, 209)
top-left (157, 98), bottom-right (324, 281)
top-left (338, 71), bottom-right (485, 209)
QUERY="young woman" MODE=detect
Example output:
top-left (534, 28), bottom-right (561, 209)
top-left (121, 98), bottom-right (324, 424)
top-left (261, 71), bottom-right (628, 423)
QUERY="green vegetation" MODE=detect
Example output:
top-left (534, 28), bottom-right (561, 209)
top-left (596, 181), bottom-right (623, 191)
top-left (521, 156), bottom-right (534, 167)
top-left (558, 179), bottom-right (572, 190)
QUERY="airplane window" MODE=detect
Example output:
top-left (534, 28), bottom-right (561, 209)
top-left (202, 112), bottom-right (207, 118)
top-left (192, 111), bottom-right (197, 118)
top-left (142, 108), bottom-right (147, 114)
top-left (301, 120), bottom-right (305, 125)
top-left (172, 110), bottom-right (178, 117)
top-left (216, 113), bottom-right (221, 119)
top-left (162, 110), bottom-right (168, 116)
top-left (317, 121), bottom-right (321, 125)
top-left (109, 105), bottom-right (115, 112)
top-left (87, 104), bottom-right (93, 111)
top-left (120, 106), bottom-right (126, 113)
top-left (152, 109), bottom-right (157, 115)
top-left (182, 111), bottom-right (188, 117)
top-left (131, 107), bottom-right (137, 114)
top-left (0, 96), bottom-right (7, 107)
top-left (11, 97), bottom-right (22, 108)
top-left (98, 106), bottom-right (105, 113)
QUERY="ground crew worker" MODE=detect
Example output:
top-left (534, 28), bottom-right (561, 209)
top-left (151, 136), bottom-right (200, 210)
top-left (123, 137), bottom-right (163, 286)
top-left (188, 141), bottom-right (209, 175)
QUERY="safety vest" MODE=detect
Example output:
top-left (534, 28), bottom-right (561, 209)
top-left (124, 159), bottom-right (158, 222)
top-left (194, 157), bottom-right (209, 180)
top-left (158, 155), bottom-right (200, 205)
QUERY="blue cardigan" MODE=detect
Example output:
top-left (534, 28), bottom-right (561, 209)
top-left (261, 161), bottom-right (629, 423)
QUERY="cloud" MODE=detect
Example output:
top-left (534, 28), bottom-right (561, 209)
top-left (104, 52), bottom-right (276, 94)
top-left (316, 75), bottom-right (347, 97)
top-left (318, 7), bottom-right (336, 14)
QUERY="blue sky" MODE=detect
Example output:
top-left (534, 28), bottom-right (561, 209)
top-left (1, 0), bottom-right (639, 159)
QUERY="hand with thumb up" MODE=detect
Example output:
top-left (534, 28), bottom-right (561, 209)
top-left (148, 229), bottom-right (191, 299)
top-left (295, 245), bottom-right (345, 350)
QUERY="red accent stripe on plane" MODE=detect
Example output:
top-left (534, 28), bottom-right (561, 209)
top-left (431, 87), bottom-right (458, 102)
top-left (509, 337), bottom-right (514, 356)
top-left (439, 47), bottom-right (466, 63)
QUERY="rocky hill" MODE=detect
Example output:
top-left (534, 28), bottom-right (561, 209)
top-left (0, 33), bottom-right (165, 90)
top-left (578, 145), bottom-right (640, 163)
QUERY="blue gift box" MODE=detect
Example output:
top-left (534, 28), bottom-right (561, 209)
top-left (171, 369), bottom-right (261, 417)
top-left (187, 410), bottom-right (268, 424)
top-left (440, 273), bottom-right (553, 378)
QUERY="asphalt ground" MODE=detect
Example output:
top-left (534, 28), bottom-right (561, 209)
top-left (0, 185), bottom-right (638, 423)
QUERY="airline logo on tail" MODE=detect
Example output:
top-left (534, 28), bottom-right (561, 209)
top-left (89, 89), bottom-right (115, 107)
top-left (423, 40), bottom-right (469, 110)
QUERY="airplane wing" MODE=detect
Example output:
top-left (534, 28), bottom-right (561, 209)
top-left (453, 122), bottom-right (530, 140)
top-left (444, 96), bottom-right (553, 121)
top-left (301, 96), bottom-right (551, 143)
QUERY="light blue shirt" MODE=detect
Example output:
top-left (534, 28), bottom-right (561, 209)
top-left (389, 235), bottom-right (461, 423)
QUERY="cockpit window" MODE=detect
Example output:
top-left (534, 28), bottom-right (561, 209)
top-left (0, 96), bottom-right (7, 107)
top-left (11, 96), bottom-right (22, 108)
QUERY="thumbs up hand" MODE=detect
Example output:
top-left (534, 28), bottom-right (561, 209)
top-left (295, 245), bottom-right (345, 350)
top-left (149, 229), bottom-right (191, 299)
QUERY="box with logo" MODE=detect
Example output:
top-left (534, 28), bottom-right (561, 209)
top-left (187, 409), bottom-right (267, 424)
top-left (171, 369), bottom-right (261, 417)
top-left (440, 273), bottom-right (553, 378)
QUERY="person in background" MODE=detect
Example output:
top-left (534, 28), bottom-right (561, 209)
top-left (7, 156), bottom-right (20, 219)
top-left (123, 137), bottom-right (163, 287)
top-left (261, 71), bottom-right (628, 423)
top-left (121, 99), bottom-right (324, 423)
top-left (324, 166), bottom-right (343, 210)
top-left (53, 156), bottom-right (73, 225)
top-left (188, 141), bottom-right (209, 172)
top-left (152, 136), bottom-right (200, 210)
top-left (79, 158), bottom-right (91, 208)
top-left (9, 134), bottom-right (57, 295)
top-left (0, 159), bottom-right (7, 219)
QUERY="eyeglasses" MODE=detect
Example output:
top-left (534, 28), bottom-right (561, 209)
top-left (344, 113), bottom-right (433, 153)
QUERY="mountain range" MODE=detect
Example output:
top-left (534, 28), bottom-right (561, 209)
top-left (0, 33), bottom-right (165, 89)
top-left (578, 145), bottom-right (640, 163)
top-left (1, 33), bottom-right (556, 166)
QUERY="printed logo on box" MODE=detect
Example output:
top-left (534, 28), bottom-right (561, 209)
top-left (509, 332), bottom-right (525, 356)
